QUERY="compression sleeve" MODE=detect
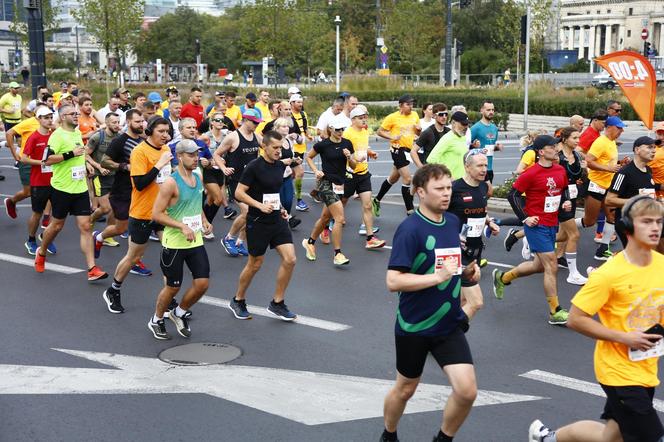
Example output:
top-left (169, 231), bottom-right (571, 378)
top-left (132, 168), bottom-right (160, 191)
top-left (507, 188), bottom-right (528, 222)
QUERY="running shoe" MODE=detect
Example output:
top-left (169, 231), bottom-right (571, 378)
top-left (521, 237), bottom-right (532, 260)
top-left (267, 300), bottom-right (297, 321)
top-left (228, 297), bottom-right (252, 319)
top-left (236, 241), bottom-right (249, 256)
top-left (593, 232), bottom-right (603, 243)
top-left (24, 240), bottom-right (38, 256)
top-left (586, 266), bottom-right (596, 275)
top-left (366, 236), bottom-right (386, 249)
top-left (333, 252), bottom-right (350, 266)
top-left (203, 231), bottom-right (215, 240)
top-left (594, 244), bottom-right (613, 261)
top-left (566, 273), bottom-right (588, 286)
top-left (483, 225), bottom-right (493, 239)
top-left (93, 230), bottom-right (104, 259)
top-left (479, 258), bottom-right (488, 268)
top-left (222, 235), bottom-right (239, 257)
top-left (148, 318), bottom-right (171, 340)
top-left (319, 227), bottom-right (330, 244)
top-left (528, 419), bottom-right (553, 442)
top-left (295, 199), bottom-right (309, 212)
top-left (548, 308), bottom-right (569, 325)
top-left (149, 230), bottom-right (160, 242)
top-left (103, 237), bottom-right (120, 247)
top-left (168, 309), bottom-right (191, 337)
top-left (302, 239), bottom-right (316, 261)
top-left (492, 269), bottom-right (505, 300)
top-left (288, 216), bottom-right (301, 229)
top-left (120, 231), bottom-right (129, 239)
top-left (310, 189), bottom-right (322, 203)
top-left (371, 197), bottom-right (381, 217)
top-left (87, 266), bottom-right (108, 282)
top-left (12, 161), bottom-right (18, 169)
top-left (556, 256), bottom-right (568, 269)
top-left (34, 252), bottom-right (46, 273)
top-left (379, 432), bottom-right (400, 442)
top-left (37, 233), bottom-right (57, 255)
top-left (40, 216), bottom-right (50, 229)
top-left (503, 228), bottom-right (519, 252)
top-left (130, 260), bottom-right (153, 276)
top-left (223, 207), bottom-right (237, 219)
top-left (4, 198), bottom-right (16, 219)
top-left (358, 224), bottom-right (380, 235)
top-left (102, 289), bottom-right (124, 314)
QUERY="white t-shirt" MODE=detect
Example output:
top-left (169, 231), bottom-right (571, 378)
top-left (96, 104), bottom-right (126, 126)
top-left (420, 118), bottom-right (434, 131)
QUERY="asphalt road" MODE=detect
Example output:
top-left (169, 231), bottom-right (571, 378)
top-left (0, 127), bottom-right (660, 442)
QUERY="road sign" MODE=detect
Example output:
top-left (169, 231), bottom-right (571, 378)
top-left (642, 28), bottom-right (649, 40)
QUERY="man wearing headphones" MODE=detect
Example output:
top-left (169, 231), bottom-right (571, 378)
top-left (605, 136), bottom-right (658, 247)
top-left (530, 195), bottom-right (664, 442)
top-left (101, 117), bottom-right (173, 314)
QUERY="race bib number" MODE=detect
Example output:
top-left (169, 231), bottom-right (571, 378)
top-left (588, 180), bottom-right (606, 195)
top-left (639, 188), bottom-right (656, 198)
top-left (435, 247), bottom-right (462, 275)
top-left (629, 339), bottom-right (664, 362)
top-left (568, 183), bottom-right (578, 199)
top-left (41, 163), bottom-right (52, 173)
top-left (182, 214), bottom-right (203, 232)
top-left (484, 144), bottom-right (495, 157)
top-left (156, 164), bottom-right (171, 184)
top-left (262, 193), bottom-right (281, 210)
top-left (333, 183), bottom-right (345, 195)
top-left (71, 165), bottom-right (86, 181)
top-left (283, 166), bottom-right (293, 178)
top-left (544, 195), bottom-right (561, 213)
top-left (466, 217), bottom-right (485, 238)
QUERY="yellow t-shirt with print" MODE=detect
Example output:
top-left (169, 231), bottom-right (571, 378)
top-left (292, 111), bottom-right (309, 154)
top-left (0, 92), bottom-right (22, 121)
top-left (255, 102), bottom-right (270, 121)
top-left (572, 251), bottom-right (664, 388)
top-left (226, 105), bottom-right (242, 128)
top-left (587, 135), bottom-right (618, 189)
top-left (12, 117), bottom-right (40, 155)
top-left (343, 126), bottom-right (369, 175)
top-left (380, 111), bottom-right (419, 150)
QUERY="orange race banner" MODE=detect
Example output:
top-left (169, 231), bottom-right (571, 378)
top-left (594, 51), bottom-right (657, 129)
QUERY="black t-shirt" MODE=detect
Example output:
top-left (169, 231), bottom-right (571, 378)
top-left (417, 125), bottom-right (449, 162)
top-left (609, 161), bottom-right (655, 218)
top-left (313, 138), bottom-right (354, 185)
top-left (119, 104), bottom-right (132, 113)
top-left (558, 149), bottom-right (584, 184)
top-left (198, 115), bottom-right (236, 134)
top-left (448, 178), bottom-right (489, 249)
top-left (106, 133), bottom-right (142, 199)
top-left (240, 156), bottom-right (286, 222)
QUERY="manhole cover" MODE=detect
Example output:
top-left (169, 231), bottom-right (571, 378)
top-left (159, 343), bottom-right (242, 366)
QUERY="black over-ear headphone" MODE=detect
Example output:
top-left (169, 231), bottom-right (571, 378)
top-left (620, 194), bottom-right (655, 234)
top-left (145, 116), bottom-right (168, 137)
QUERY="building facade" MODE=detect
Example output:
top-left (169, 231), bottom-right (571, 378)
top-left (559, 0), bottom-right (664, 71)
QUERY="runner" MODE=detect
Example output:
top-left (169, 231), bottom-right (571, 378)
top-left (224, 92), bottom-right (242, 128)
top-left (419, 103), bottom-right (434, 131)
top-left (649, 123), bottom-right (664, 253)
top-left (179, 87), bottom-right (205, 128)
top-left (20, 107), bottom-right (56, 255)
top-left (568, 114), bottom-right (584, 132)
top-left (148, 139), bottom-right (212, 339)
top-left (87, 112), bottom-right (121, 227)
top-left (77, 97), bottom-right (98, 144)
top-left (493, 135), bottom-right (572, 325)
top-left (290, 94), bottom-right (311, 212)
top-left (227, 130), bottom-right (297, 321)
top-left (470, 101), bottom-right (503, 188)
top-left (575, 116), bottom-right (625, 261)
top-left (0, 81), bottom-right (22, 131)
top-left (427, 111), bottom-right (471, 180)
top-left (410, 103), bottom-right (449, 168)
top-left (529, 195), bottom-right (664, 442)
top-left (374, 95), bottom-right (421, 217)
top-left (448, 150), bottom-right (499, 320)
top-left (255, 90), bottom-right (270, 120)
top-left (381, 163), bottom-right (480, 442)
top-left (302, 115), bottom-right (356, 266)
top-left (315, 96), bottom-right (344, 139)
top-left (101, 116), bottom-right (172, 314)
top-left (34, 105), bottom-right (108, 281)
top-left (271, 117), bottom-right (302, 228)
top-left (215, 109), bottom-right (262, 257)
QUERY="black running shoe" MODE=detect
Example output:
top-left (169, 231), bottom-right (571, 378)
top-left (288, 217), bottom-right (301, 229)
top-left (267, 300), bottom-right (297, 321)
top-left (504, 228), bottom-right (520, 252)
top-left (148, 318), bottom-right (171, 340)
top-left (557, 256), bottom-right (568, 269)
top-left (102, 289), bottom-right (124, 314)
top-left (229, 297), bottom-right (251, 319)
top-left (168, 309), bottom-right (191, 338)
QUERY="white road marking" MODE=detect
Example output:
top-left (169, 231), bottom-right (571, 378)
top-left (0, 252), bottom-right (85, 274)
top-left (520, 369), bottom-right (664, 412)
top-left (199, 295), bottom-right (352, 332)
top-left (0, 348), bottom-right (547, 425)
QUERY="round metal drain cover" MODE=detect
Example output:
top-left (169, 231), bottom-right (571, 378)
top-left (159, 343), bottom-right (242, 366)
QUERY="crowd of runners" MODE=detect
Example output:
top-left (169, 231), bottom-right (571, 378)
top-left (0, 81), bottom-right (662, 442)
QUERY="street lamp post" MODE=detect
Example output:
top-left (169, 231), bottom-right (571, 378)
top-left (335, 15), bottom-right (341, 92)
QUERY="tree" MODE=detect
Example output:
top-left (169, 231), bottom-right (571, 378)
top-left (10, 0), bottom-right (61, 45)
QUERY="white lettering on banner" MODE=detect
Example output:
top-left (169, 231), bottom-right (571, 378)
top-left (435, 247), bottom-right (462, 275)
top-left (71, 165), bottom-right (86, 181)
top-left (262, 193), bottom-right (281, 210)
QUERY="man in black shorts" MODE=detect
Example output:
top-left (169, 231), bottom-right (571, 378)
top-left (382, 164), bottom-right (480, 442)
top-left (227, 131), bottom-right (297, 322)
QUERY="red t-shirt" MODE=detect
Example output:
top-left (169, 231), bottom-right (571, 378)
top-left (513, 163), bottom-right (568, 226)
top-left (22, 130), bottom-right (52, 187)
top-left (578, 125), bottom-right (600, 152)
top-left (180, 103), bottom-right (205, 127)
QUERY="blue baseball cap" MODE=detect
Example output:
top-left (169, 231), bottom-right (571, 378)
top-left (605, 116), bottom-right (626, 128)
top-left (147, 92), bottom-right (162, 103)
top-left (242, 108), bottom-right (262, 124)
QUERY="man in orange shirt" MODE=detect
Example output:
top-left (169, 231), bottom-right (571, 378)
top-left (77, 97), bottom-right (98, 144)
top-left (101, 117), bottom-right (172, 314)
top-left (650, 122), bottom-right (664, 200)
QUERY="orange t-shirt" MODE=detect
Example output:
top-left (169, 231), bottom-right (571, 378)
top-left (78, 114), bottom-right (98, 144)
top-left (129, 141), bottom-right (171, 220)
top-left (649, 146), bottom-right (664, 198)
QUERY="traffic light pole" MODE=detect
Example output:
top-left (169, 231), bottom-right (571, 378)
top-left (25, 0), bottom-right (47, 99)
top-left (444, 0), bottom-right (453, 86)
top-left (523, 3), bottom-right (530, 130)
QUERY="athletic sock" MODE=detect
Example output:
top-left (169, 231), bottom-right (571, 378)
top-left (308, 237), bottom-right (316, 245)
top-left (152, 314), bottom-right (163, 323)
top-left (565, 252), bottom-right (579, 275)
top-left (401, 185), bottom-right (414, 212)
top-left (334, 249), bottom-right (341, 255)
top-left (547, 296), bottom-right (560, 315)
top-left (376, 179), bottom-right (393, 201)
top-left (175, 305), bottom-right (187, 317)
top-left (501, 269), bottom-right (519, 284)
top-left (367, 234), bottom-right (374, 241)
top-left (294, 178), bottom-right (303, 200)
top-left (574, 217), bottom-right (585, 229)
top-left (433, 430), bottom-right (453, 442)
top-left (28, 235), bottom-right (36, 242)
top-left (109, 278), bottom-right (122, 293)
top-left (600, 222), bottom-right (614, 246)
top-left (381, 429), bottom-right (398, 442)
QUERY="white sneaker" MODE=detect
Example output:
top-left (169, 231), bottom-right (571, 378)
top-left (358, 224), bottom-right (367, 235)
top-left (203, 231), bottom-right (215, 240)
top-left (528, 419), bottom-right (552, 442)
top-left (586, 266), bottom-right (596, 275)
top-left (566, 273), bottom-right (588, 286)
top-left (521, 237), bottom-right (532, 260)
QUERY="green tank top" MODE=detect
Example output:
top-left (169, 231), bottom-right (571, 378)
top-left (162, 170), bottom-right (204, 249)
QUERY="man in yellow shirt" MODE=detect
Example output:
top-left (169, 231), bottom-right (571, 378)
top-left (529, 195), bottom-right (664, 442)
top-left (52, 81), bottom-right (68, 107)
top-left (374, 95), bottom-right (421, 216)
top-left (160, 86), bottom-right (179, 116)
top-left (224, 91), bottom-right (242, 128)
top-left (575, 116), bottom-right (624, 261)
top-left (0, 81), bottom-right (22, 131)
top-left (289, 94), bottom-right (311, 212)
top-left (255, 90), bottom-right (270, 120)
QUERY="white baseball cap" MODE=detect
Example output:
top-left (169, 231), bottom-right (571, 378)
top-left (328, 114), bottom-right (348, 130)
top-left (35, 107), bottom-right (54, 118)
top-left (289, 93), bottom-right (303, 102)
top-left (349, 105), bottom-right (368, 119)
top-left (288, 86), bottom-right (301, 95)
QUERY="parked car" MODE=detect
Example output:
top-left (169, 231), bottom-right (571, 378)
top-left (592, 68), bottom-right (664, 89)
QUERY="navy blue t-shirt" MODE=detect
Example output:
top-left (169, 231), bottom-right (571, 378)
top-left (388, 209), bottom-right (465, 337)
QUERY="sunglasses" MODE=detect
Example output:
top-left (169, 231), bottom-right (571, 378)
top-left (611, 108), bottom-right (622, 112)
top-left (211, 118), bottom-right (224, 123)
top-left (333, 127), bottom-right (346, 132)
top-left (436, 112), bottom-right (448, 117)
top-left (464, 148), bottom-right (484, 164)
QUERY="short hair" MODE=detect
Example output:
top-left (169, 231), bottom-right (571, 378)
top-left (412, 164), bottom-right (452, 190)
top-left (133, 92), bottom-right (146, 99)
top-left (421, 102), bottom-right (432, 112)
top-left (125, 108), bottom-right (142, 121)
top-left (269, 99), bottom-right (280, 108)
top-left (606, 100), bottom-right (620, 108)
top-left (179, 117), bottom-right (197, 131)
top-left (210, 112), bottom-right (225, 120)
top-left (58, 104), bottom-right (73, 116)
top-left (627, 196), bottom-right (664, 220)
top-left (67, 82), bottom-right (77, 87)
top-left (432, 103), bottom-right (447, 113)
top-left (225, 91), bottom-right (236, 98)
top-left (78, 89), bottom-right (91, 98)
top-left (591, 109), bottom-right (608, 121)
top-left (168, 99), bottom-right (182, 109)
top-left (190, 86), bottom-right (202, 93)
top-left (105, 112), bottom-right (119, 122)
top-left (144, 100), bottom-right (155, 109)
top-left (259, 89), bottom-right (269, 94)
top-left (480, 100), bottom-right (494, 109)
top-left (463, 148), bottom-right (487, 165)
top-left (272, 117), bottom-right (292, 129)
top-left (450, 105), bottom-right (466, 114)
top-left (41, 93), bottom-right (52, 101)
top-left (79, 97), bottom-right (92, 105)
top-left (333, 97), bottom-right (345, 107)
top-left (559, 126), bottom-right (579, 143)
top-left (262, 130), bottom-right (283, 147)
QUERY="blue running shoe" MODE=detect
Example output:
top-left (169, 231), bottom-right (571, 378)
top-left (120, 231), bottom-right (129, 239)
top-left (295, 199), bottom-right (309, 212)
top-left (37, 233), bottom-right (57, 255)
top-left (130, 260), bottom-right (153, 276)
top-left (236, 241), bottom-right (249, 256)
top-left (222, 235), bottom-right (239, 257)
top-left (24, 240), bottom-right (38, 256)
